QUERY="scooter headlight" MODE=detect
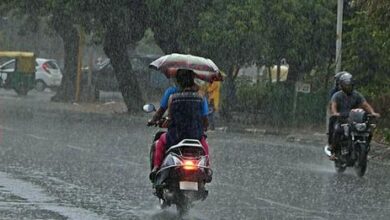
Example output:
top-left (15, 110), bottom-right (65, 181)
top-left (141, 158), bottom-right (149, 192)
top-left (355, 123), bottom-right (367, 131)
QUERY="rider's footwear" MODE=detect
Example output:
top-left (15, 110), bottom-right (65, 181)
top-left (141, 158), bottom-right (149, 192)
top-left (326, 145), bottom-right (337, 161)
top-left (329, 153), bottom-right (337, 161)
top-left (149, 166), bottom-right (158, 183)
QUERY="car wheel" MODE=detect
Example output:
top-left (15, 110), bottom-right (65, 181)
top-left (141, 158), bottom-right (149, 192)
top-left (35, 80), bottom-right (46, 92)
top-left (14, 86), bottom-right (28, 96)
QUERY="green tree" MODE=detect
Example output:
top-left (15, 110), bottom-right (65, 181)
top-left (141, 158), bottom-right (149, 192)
top-left (194, 0), bottom-right (266, 119)
top-left (88, 0), bottom-right (149, 112)
top-left (0, 0), bottom-right (91, 102)
top-left (343, 0), bottom-right (390, 141)
top-left (146, 0), bottom-right (210, 54)
top-left (1, 0), bottom-right (150, 112)
top-left (262, 0), bottom-right (336, 82)
top-left (344, 0), bottom-right (390, 95)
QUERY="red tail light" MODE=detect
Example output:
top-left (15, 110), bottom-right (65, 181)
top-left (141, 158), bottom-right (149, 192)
top-left (182, 160), bottom-right (198, 171)
top-left (42, 62), bottom-right (50, 74)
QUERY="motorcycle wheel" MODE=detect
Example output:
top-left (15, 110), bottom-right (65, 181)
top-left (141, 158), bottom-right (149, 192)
top-left (159, 199), bottom-right (169, 209)
top-left (334, 160), bottom-right (346, 173)
top-left (355, 144), bottom-right (368, 177)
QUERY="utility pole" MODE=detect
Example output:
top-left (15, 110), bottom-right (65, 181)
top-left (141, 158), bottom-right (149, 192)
top-left (75, 27), bottom-right (85, 102)
top-left (335, 0), bottom-right (344, 73)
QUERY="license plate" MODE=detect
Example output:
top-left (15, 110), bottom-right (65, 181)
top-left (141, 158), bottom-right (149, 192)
top-left (179, 181), bottom-right (198, 191)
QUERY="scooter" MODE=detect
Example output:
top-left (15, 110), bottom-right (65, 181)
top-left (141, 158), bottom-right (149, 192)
top-left (143, 104), bottom-right (212, 215)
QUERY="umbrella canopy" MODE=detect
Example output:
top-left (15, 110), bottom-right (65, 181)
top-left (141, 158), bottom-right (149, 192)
top-left (149, 53), bottom-right (223, 82)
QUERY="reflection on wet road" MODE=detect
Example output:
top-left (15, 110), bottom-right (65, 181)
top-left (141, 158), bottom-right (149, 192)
top-left (1, 90), bottom-right (390, 219)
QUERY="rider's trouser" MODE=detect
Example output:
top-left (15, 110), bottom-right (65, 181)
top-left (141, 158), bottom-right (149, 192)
top-left (153, 133), bottom-right (210, 168)
top-left (328, 116), bottom-right (337, 146)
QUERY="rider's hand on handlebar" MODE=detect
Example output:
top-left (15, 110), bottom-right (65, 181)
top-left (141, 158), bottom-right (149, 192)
top-left (147, 119), bottom-right (157, 127)
top-left (371, 112), bottom-right (380, 118)
top-left (332, 112), bottom-right (341, 117)
top-left (161, 119), bottom-right (169, 128)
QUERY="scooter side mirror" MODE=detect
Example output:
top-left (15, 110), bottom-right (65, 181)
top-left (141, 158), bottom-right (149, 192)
top-left (143, 104), bottom-right (156, 113)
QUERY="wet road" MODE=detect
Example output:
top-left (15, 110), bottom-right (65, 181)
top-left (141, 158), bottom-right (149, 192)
top-left (0, 90), bottom-right (390, 220)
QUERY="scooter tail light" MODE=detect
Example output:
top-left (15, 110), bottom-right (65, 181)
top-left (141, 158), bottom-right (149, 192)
top-left (182, 160), bottom-right (198, 171)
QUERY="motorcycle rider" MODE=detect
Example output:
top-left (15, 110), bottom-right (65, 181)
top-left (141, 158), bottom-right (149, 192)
top-left (148, 69), bottom-right (210, 181)
top-left (326, 71), bottom-right (348, 150)
top-left (329, 72), bottom-right (380, 160)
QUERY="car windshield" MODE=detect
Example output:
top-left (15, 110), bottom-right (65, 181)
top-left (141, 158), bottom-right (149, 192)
top-left (0, 60), bottom-right (15, 70)
top-left (45, 61), bottom-right (59, 69)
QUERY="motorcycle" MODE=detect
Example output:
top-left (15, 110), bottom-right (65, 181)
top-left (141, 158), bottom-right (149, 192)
top-left (143, 104), bottom-right (212, 215)
top-left (325, 108), bottom-right (376, 177)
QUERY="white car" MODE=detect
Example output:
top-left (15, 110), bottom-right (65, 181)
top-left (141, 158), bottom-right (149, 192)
top-left (0, 58), bottom-right (62, 91)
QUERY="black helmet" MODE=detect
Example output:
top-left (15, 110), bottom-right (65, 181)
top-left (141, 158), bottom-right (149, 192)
top-left (176, 69), bottom-right (195, 89)
top-left (339, 72), bottom-right (353, 95)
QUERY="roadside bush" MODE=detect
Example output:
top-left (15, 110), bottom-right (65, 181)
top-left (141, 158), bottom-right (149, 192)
top-left (294, 88), bottom-right (328, 126)
top-left (235, 81), bottom-right (328, 128)
top-left (370, 93), bottom-right (390, 145)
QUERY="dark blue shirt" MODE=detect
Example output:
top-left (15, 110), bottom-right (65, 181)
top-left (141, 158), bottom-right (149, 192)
top-left (160, 86), bottom-right (209, 116)
top-left (331, 90), bottom-right (366, 115)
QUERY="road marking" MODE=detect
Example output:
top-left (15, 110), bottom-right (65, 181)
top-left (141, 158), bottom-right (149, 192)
top-left (0, 171), bottom-right (106, 220)
top-left (116, 159), bottom-right (143, 167)
top-left (0, 125), bottom-right (14, 131)
top-left (26, 134), bottom-right (49, 140)
top-left (66, 145), bottom-right (88, 152)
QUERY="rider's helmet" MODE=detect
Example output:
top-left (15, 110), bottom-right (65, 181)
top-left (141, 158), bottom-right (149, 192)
top-left (334, 71), bottom-right (346, 87)
top-left (176, 69), bottom-right (195, 89)
top-left (339, 72), bottom-right (354, 95)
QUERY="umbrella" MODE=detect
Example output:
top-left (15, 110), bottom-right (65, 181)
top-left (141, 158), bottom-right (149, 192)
top-left (149, 53), bottom-right (223, 82)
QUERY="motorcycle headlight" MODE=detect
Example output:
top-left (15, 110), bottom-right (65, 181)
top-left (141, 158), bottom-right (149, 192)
top-left (355, 123), bottom-right (367, 131)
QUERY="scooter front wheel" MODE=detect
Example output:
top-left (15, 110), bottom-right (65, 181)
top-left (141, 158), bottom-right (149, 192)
top-left (334, 160), bottom-right (346, 173)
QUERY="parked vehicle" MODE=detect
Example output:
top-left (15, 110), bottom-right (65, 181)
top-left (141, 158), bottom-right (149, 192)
top-left (91, 58), bottom-right (118, 97)
top-left (35, 58), bottom-right (62, 91)
top-left (143, 104), bottom-right (212, 216)
top-left (0, 51), bottom-right (36, 95)
top-left (91, 55), bottom-right (167, 99)
top-left (0, 57), bottom-right (62, 92)
top-left (325, 108), bottom-right (377, 177)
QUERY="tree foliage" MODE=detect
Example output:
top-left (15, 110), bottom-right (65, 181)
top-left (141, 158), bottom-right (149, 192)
top-left (1, 0), bottom-right (389, 121)
top-left (344, 0), bottom-right (390, 96)
top-left (86, 0), bottom-right (150, 111)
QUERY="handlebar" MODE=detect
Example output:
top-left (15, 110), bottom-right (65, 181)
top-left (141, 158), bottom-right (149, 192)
top-left (147, 117), bottom-right (169, 128)
top-left (331, 113), bottom-right (378, 124)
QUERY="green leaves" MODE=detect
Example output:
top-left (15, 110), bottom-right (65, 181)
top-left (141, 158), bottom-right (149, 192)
top-left (344, 1), bottom-right (390, 97)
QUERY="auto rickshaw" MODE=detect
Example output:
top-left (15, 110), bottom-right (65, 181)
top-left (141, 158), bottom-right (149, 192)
top-left (0, 51), bottom-right (36, 95)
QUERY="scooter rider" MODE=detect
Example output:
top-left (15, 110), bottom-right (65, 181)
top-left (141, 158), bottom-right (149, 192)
top-left (148, 69), bottom-right (210, 181)
top-left (329, 72), bottom-right (380, 160)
